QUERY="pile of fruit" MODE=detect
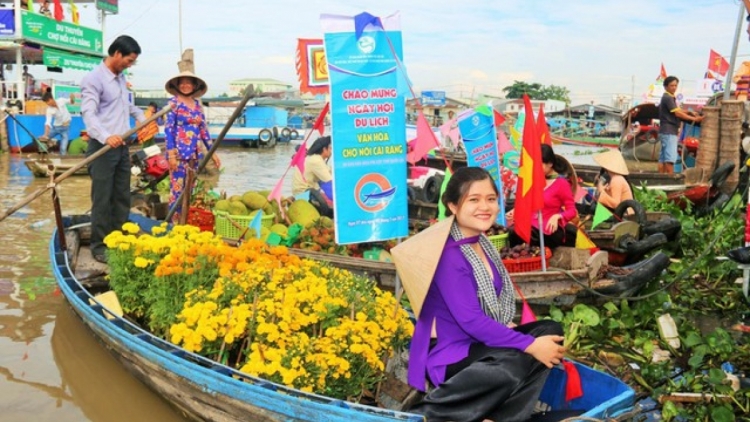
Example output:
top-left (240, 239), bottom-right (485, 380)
top-left (499, 243), bottom-right (543, 260)
top-left (485, 224), bottom-right (508, 236)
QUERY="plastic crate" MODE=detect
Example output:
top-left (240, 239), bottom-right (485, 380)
top-left (502, 247), bottom-right (552, 273)
top-left (487, 233), bottom-right (508, 251)
top-left (214, 210), bottom-right (274, 240)
top-left (186, 207), bottom-right (214, 232)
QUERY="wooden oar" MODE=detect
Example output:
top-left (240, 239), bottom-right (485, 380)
top-left (0, 105), bottom-right (172, 223)
top-left (164, 84), bottom-right (255, 222)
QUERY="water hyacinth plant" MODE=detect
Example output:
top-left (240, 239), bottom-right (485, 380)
top-left (103, 223), bottom-right (413, 401)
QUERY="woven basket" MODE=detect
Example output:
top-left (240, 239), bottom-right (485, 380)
top-left (214, 210), bottom-right (274, 240)
top-left (487, 233), bottom-right (508, 252)
top-left (502, 247), bottom-right (552, 273)
top-left (186, 207), bottom-right (214, 232)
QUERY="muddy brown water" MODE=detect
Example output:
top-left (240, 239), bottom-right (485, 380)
top-left (0, 145), bottom-right (296, 422)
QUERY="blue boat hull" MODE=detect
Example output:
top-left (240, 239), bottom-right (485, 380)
top-left (50, 215), bottom-right (635, 421)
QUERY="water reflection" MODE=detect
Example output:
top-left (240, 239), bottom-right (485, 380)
top-left (0, 145), bottom-right (300, 421)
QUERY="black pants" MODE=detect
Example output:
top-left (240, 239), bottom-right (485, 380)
top-left (87, 140), bottom-right (131, 256)
top-left (508, 224), bottom-right (577, 249)
top-left (411, 320), bottom-right (563, 422)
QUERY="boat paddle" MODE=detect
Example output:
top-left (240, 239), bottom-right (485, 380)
top-left (0, 105), bottom-right (173, 223)
top-left (164, 84), bottom-right (255, 222)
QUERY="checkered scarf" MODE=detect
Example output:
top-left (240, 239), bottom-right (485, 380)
top-left (450, 221), bottom-right (515, 325)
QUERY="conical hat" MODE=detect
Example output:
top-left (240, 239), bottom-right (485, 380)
top-left (594, 149), bottom-right (629, 175)
top-left (391, 216), bottom-right (454, 318)
top-left (165, 70), bottom-right (208, 98)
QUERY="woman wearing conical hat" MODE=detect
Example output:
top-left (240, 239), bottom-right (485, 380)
top-left (593, 149), bottom-right (633, 210)
top-left (393, 167), bottom-right (565, 422)
top-left (164, 69), bottom-right (220, 223)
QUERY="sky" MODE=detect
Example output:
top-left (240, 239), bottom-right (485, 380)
top-left (25, 0), bottom-right (750, 106)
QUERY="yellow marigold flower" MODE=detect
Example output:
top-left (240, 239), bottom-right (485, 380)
top-left (121, 222), bottom-right (140, 234)
top-left (133, 256), bottom-right (152, 268)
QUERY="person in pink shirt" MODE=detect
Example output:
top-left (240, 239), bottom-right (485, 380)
top-left (508, 144), bottom-right (579, 248)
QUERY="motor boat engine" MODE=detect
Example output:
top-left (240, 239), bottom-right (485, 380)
top-left (131, 145), bottom-right (169, 191)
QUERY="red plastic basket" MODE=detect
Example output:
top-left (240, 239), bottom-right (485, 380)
top-left (187, 207), bottom-right (214, 232)
top-left (502, 247), bottom-right (552, 273)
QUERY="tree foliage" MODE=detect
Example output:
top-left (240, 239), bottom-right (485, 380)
top-left (502, 80), bottom-right (571, 104)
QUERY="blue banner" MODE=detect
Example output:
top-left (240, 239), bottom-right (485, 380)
top-left (322, 12), bottom-right (408, 244)
top-left (421, 90), bottom-right (446, 106)
top-left (457, 110), bottom-right (506, 225)
top-left (0, 10), bottom-right (14, 35)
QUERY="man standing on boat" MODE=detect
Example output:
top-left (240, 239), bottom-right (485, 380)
top-left (41, 91), bottom-right (73, 155)
top-left (81, 35), bottom-right (145, 263)
top-left (657, 76), bottom-right (703, 174)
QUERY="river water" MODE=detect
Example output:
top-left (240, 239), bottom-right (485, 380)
top-left (0, 144), bottom-right (297, 422)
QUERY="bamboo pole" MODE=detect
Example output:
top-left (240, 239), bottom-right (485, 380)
top-left (0, 105), bottom-right (172, 223)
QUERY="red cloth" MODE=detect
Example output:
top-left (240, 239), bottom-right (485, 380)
top-left (563, 360), bottom-right (584, 401)
top-left (536, 104), bottom-right (552, 146)
top-left (513, 95), bottom-right (544, 243)
top-left (53, 0), bottom-right (64, 21)
top-left (312, 102), bottom-right (329, 136)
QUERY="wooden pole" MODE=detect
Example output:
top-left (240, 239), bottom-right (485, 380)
top-left (164, 85), bottom-right (255, 222)
top-left (0, 105), bottom-right (172, 223)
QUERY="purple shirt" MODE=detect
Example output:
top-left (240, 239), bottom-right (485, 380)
top-left (81, 62), bottom-right (145, 144)
top-left (408, 235), bottom-right (535, 391)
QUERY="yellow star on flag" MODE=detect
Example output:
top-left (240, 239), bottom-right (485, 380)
top-left (519, 148), bottom-right (533, 196)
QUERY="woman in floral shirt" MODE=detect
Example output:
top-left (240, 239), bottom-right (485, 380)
top-left (164, 70), bottom-right (220, 223)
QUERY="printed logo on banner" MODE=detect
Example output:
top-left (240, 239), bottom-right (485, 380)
top-left (354, 173), bottom-right (397, 212)
top-left (357, 36), bottom-right (376, 54)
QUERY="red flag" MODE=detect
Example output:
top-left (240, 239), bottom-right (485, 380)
top-left (513, 95), bottom-right (544, 243)
top-left (407, 111), bottom-right (441, 164)
top-left (312, 102), bottom-right (329, 136)
top-left (708, 49), bottom-right (730, 77)
top-left (657, 63), bottom-right (667, 81)
top-left (536, 103), bottom-right (552, 146)
top-left (563, 360), bottom-right (584, 401)
top-left (493, 110), bottom-right (506, 127)
top-left (53, 0), bottom-right (63, 21)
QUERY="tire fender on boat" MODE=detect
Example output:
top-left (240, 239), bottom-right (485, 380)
top-left (709, 161), bottom-right (735, 191)
top-left (422, 174), bottom-right (444, 204)
top-left (258, 128), bottom-right (273, 144)
top-left (613, 199), bottom-right (646, 228)
top-left (281, 127), bottom-right (291, 138)
top-left (290, 129), bottom-right (299, 140)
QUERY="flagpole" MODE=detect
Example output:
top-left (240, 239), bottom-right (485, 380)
top-left (723, 2), bottom-right (745, 101)
top-left (537, 211), bottom-right (547, 272)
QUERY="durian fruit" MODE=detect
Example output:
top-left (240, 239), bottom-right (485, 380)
top-left (228, 194), bottom-right (243, 202)
top-left (214, 199), bottom-right (231, 212)
top-left (262, 203), bottom-right (274, 217)
top-left (228, 201), bottom-right (248, 216)
top-left (242, 191), bottom-right (268, 210)
top-left (260, 226), bottom-right (271, 242)
top-left (270, 223), bottom-right (288, 238)
top-left (258, 189), bottom-right (271, 198)
top-left (288, 199), bottom-right (320, 228)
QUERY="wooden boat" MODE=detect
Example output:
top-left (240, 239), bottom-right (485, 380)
top-left (551, 133), bottom-right (620, 149)
top-left (23, 155), bottom-right (89, 177)
top-left (52, 214), bottom-right (638, 421)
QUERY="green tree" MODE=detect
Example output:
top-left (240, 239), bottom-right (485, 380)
top-left (539, 84), bottom-right (571, 104)
top-left (502, 81), bottom-right (571, 104)
top-left (502, 81), bottom-right (543, 99)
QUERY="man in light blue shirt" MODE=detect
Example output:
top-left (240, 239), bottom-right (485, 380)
top-left (81, 35), bottom-right (145, 263)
